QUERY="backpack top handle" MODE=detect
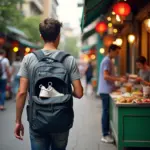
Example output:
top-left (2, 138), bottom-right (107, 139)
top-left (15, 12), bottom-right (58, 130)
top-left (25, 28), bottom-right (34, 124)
top-left (33, 50), bottom-right (57, 62)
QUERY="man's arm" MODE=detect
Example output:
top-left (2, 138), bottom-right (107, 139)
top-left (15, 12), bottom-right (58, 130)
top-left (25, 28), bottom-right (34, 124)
top-left (16, 77), bottom-right (28, 124)
top-left (104, 70), bottom-right (126, 83)
top-left (6, 65), bottom-right (11, 81)
top-left (72, 79), bottom-right (83, 99)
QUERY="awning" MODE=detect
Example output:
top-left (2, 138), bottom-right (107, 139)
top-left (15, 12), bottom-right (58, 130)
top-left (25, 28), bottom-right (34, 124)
top-left (11, 36), bottom-right (41, 49)
top-left (82, 28), bottom-right (95, 42)
top-left (7, 26), bottom-right (28, 39)
top-left (17, 37), bottom-right (41, 49)
top-left (80, 0), bottom-right (113, 31)
top-left (81, 44), bottom-right (96, 52)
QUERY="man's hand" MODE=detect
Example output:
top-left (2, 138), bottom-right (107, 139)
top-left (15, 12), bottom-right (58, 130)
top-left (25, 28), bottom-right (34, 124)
top-left (136, 77), bottom-right (143, 82)
top-left (14, 123), bottom-right (24, 140)
top-left (119, 77), bottom-right (127, 83)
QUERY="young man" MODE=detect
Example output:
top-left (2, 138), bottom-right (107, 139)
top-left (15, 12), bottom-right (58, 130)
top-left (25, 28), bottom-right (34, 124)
top-left (14, 18), bottom-right (83, 150)
top-left (135, 56), bottom-right (150, 85)
top-left (0, 50), bottom-right (10, 110)
top-left (98, 44), bottom-right (126, 143)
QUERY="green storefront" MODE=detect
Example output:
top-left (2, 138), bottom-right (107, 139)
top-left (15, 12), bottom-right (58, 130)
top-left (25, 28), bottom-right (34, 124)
top-left (80, 0), bottom-right (113, 93)
top-left (80, 0), bottom-right (150, 149)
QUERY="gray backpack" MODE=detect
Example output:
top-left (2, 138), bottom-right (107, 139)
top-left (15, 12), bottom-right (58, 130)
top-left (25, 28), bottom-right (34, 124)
top-left (26, 50), bottom-right (74, 134)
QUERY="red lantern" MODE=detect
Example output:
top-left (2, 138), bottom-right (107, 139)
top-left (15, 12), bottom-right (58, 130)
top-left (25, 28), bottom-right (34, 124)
top-left (0, 37), bottom-right (5, 45)
top-left (113, 2), bottom-right (131, 17)
top-left (95, 22), bottom-right (107, 34)
top-left (12, 41), bottom-right (19, 47)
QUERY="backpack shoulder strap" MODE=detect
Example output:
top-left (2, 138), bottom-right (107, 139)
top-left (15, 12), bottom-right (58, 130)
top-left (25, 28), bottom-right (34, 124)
top-left (32, 50), bottom-right (45, 61)
top-left (55, 51), bottom-right (70, 63)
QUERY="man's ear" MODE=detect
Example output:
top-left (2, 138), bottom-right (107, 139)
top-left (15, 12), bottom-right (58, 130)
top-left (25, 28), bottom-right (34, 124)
top-left (40, 34), bottom-right (43, 40)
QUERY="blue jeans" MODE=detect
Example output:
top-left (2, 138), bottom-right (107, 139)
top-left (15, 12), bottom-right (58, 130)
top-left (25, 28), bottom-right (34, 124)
top-left (30, 130), bottom-right (69, 150)
top-left (100, 94), bottom-right (110, 136)
top-left (0, 79), bottom-right (7, 106)
top-left (13, 75), bottom-right (20, 95)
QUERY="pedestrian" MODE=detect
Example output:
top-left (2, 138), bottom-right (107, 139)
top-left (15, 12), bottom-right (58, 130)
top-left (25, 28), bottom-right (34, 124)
top-left (98, 44), bottom-right (126, 143)
top-left (0, 49), bottom-right (10, 110)
top-left (14, 18), bottom-right (83, 150)
top-left (85, 61), bottom-right (93, 94)
top-left (12, 56), bottom-right (21, 96)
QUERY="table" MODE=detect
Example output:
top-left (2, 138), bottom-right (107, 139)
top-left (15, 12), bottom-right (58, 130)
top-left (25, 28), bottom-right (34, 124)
top-left (110, 97), bottom-right (150, 150)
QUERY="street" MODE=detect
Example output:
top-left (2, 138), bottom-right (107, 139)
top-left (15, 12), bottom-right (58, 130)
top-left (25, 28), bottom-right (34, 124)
top-left (0, 84), bottom-right (117, 150)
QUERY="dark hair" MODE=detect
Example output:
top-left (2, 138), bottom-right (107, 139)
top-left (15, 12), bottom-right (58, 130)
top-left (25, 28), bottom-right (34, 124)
top-left (39, 18), bottom-right (62, 42)
top-left (136, 56), bottom-right (147, 64)
top-left (108, 44), bottom-right (121, 52)
top-left (0, 49), bottom-right (6, 55)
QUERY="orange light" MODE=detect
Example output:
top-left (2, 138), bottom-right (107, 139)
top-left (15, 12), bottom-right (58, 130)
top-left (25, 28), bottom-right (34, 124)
top-left (91, 54), bottom-right (96, 60)
top-left (25, 47), bottom-right (31, 53)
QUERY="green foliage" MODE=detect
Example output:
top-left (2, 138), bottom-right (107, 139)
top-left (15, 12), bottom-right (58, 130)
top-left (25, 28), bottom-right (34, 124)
top-left (17, 16), bottom-right (42, 43)
top-left (59, 36), bottom-right (80, 58)
top-left (0, 0), bottom-right (23, 31)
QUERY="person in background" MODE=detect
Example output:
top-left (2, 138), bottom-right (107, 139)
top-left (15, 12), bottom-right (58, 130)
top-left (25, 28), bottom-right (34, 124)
top-left (85, 61), bottom-right (93, 94)
top-left (0, 49), bottom-right (10, 110)
top-left (98, 44), bottom-right (127, 143)
top-left (12, 56), bottom-right (22, 96)
top-left (134, 56), bottom-right (150, 86)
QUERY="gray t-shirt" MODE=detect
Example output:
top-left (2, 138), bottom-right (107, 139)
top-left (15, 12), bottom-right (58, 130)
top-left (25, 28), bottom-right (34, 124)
top-left (138, 68), bottom-right (150, 82)
top-left (18, 50), bottom-right (80, 83)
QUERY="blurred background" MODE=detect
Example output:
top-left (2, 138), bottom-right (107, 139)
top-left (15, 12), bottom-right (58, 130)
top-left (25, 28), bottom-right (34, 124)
top-left (0, 0), bottom-right (83, 63)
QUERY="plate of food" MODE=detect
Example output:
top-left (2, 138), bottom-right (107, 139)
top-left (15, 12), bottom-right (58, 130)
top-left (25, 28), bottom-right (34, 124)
top-left (129, 74), bottom-right (138, 79)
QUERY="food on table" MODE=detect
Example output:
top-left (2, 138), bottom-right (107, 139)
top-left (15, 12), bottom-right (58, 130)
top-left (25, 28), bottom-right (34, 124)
top-left (134, 98), bottom-right (150, 104)
top-left (111, 91), bottom-right (122, 95)
top-left (129, 74), bottom-right (138, 79)
top-left (115, 96), bottom-right (135, 104)
top-left (132, 91), bottom-right (143, 97)
top-left (122, 92), bottom-right (131, 97)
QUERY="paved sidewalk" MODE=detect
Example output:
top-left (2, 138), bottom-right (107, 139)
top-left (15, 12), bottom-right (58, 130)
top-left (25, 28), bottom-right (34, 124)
top-left (67, 93), bottom-right (117, 150)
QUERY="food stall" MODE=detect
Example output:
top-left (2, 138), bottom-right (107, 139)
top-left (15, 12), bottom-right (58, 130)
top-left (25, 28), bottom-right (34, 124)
top-left (110, 85), bottom-right (150, 150)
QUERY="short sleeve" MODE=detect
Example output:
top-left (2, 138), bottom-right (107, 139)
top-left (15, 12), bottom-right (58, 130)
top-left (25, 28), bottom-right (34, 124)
top-left (68, 57), bottom-right (81, 81)
top-left (17, 56), bottom-right (29, 78)
top-left (3, 58), bottom-right (10, 67)
top-left (103, 60), bottom-right (111, 71)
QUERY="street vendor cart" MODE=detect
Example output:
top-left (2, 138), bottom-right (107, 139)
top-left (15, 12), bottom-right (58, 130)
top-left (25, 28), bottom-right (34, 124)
top-left (110, 94), bottom-right (150, 150)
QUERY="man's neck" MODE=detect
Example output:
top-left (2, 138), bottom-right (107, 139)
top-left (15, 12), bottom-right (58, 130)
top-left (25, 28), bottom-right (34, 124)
top-left (107, 54), bottom-right (113, 59)
top-left (43, 42), bottom-right (57, 51)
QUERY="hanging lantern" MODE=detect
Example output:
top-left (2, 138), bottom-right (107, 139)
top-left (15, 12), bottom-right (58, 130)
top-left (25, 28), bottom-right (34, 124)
top-left (113, 2), bottom-right (131, 17)
top-left (128, 34), bottom-right (135, 44)
top-left (99, 48), bottom-right (105, 54)
top-left (0, 37), bottom-right (5, 45)
top-left (95, 22), bottom-right (107, 34)
top-left (144, 15), bottom-right (150, 33)
top-left (115, 38), bottom-right (123, 46)
top-left (12, 41), bottom-right (19, 47)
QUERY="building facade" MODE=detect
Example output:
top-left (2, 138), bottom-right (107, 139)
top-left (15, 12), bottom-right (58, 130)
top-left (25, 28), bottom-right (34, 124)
top-left (21, 0), bottom-right (44, 17)
top-left (43, 0), bottom-right (59, 19)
